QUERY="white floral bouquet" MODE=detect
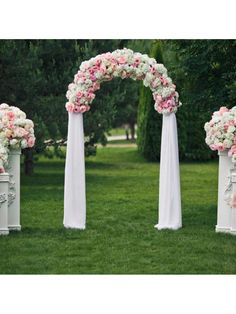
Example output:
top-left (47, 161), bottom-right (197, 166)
top-left (66, 48), bottom-right (181, 115)
top-left (205, 106), bottom-right (236, 163)
top-left (0, 103), bottom-right (35, 173)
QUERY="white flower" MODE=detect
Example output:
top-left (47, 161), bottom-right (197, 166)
top-left (156, 64), bottom-right (167, 75)
top-left (21, 139), bottom-right (28, 149)
top-left (228, 126), bottom-right (235, 133)
top-left (10, 139), bottom-right (18, 147)
top-left (0, 103), bottom-right (9, 109)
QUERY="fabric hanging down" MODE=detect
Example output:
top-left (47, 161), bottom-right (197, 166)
top-left (64, 112), bottom-right (86, 229)
top-left (155, 113), bottom-right (182, 230)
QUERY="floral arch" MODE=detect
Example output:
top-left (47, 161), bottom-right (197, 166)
top-left (64, 48), bottom-right (182, 231)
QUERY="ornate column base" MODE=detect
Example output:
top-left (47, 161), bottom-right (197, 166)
top-left (0, 228), bottom-right (9, 235)
top-left (0, 173), bottom-right (10, 236)
top-left (8, 225), bottom-right (21, 231)
top-left (215, 225), bottom-right (231, 234)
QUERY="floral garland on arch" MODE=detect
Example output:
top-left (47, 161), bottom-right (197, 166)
top-left (205, 106), bottom-right (236, 163)
top-left (0, 103), bottom-right (36, 173)
top-left (66, 48), bottom-right (181, 115)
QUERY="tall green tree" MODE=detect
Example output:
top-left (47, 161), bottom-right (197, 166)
top-left (137, 40), bottom-right (164, 161)
top-left (165, 40), bottom-right (236, 160)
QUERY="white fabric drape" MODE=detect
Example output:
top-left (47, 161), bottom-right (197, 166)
top-left (155, 113), bottom-right (182, 230)
top-left (64, 112), bottom-right (86, 229)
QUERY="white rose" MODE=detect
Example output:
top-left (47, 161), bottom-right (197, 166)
top-left (10, 139), bottom-right (18, 147)
top-left (228, 126), bottom-right (235, 133)
top-left (0, 103), bottom-right (9, 109)
top-left (20, 139), bottom-right (28, 149)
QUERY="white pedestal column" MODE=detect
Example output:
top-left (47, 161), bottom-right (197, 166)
top-left (6, 149), bottom-right (21, 231)
top-left (216, 151), bottom-right (233, 233)
top-left (0, 173), bottom-right (10, 235)
top-left (229, 168), bottom-right (236, 235)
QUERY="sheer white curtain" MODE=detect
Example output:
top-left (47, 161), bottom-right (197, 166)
top-left (155, 113), bottom-right (182, 230)
top-left (63, 111), bottom-right (181, 231)
top-left (64, 112), bottom-right (86, 229)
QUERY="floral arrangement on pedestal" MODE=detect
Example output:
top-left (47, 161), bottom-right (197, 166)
top-left (204, 106), bottom-right (236, 163)
top-left (0, 103), bottom-right (36, 173)
top-left (66, 48), bottom-right (181, 115)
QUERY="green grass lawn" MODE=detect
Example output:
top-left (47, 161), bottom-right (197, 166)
top-left (0, 147), bottom-right (236, 274)
top-left (106, 127), bottom-right (126, 136)
top-left (106, 139), bottom-right (136, 145)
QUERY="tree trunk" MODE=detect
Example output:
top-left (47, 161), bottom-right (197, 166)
top-left (24, 148), bottom-right (34, 175)
top-left (130, 122), bottom-right (135, 140)
top-left (125, 128), bottom-right (129, 140)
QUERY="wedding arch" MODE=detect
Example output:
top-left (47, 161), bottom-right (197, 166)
top-left (63, 48), bottom-right (182, 230)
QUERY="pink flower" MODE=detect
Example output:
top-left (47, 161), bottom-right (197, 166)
top-left (27, 137), bottom-right (35, 148)
top-left (229, 145), bottom-right (236, 156)
top-left (8, 122), bottom-right (14, 129)
top-left (79, 105), bottom-right (89, 113)
top-left (219, 106), bottom-right (229, 116)
top-left (7, 111), bottom-right (15, 120)
top-left (90, 74), bottom-right (96, 81)
top-left (117, 56), bottom-right (126, 64)
top-left (154, 95), bottom-right (162, 103)
top-left (233, 138), bottom-right (236, 145)
top-left (65, 102), bottom-right (75, 112)
top-left (160, 77), bottom-right (169, 86)
top-left (217, 143), bottom-right (226, 151)
top-left (87, 92), bottom-right (95, 101)
top-left (224, 124), bottom-right (229, 131)
top-left (92, 82), bottom-right (100, 91)
top-left (76, 91), bottom-right (84, 98)
top-left (0, 166), bottom-right (5, 173)
top-left (209, 119), bottom-right (214, 127)
top-left (73, 106), bottom-right (81, 113)
top-left (210, 144), bottom-right (218, 151)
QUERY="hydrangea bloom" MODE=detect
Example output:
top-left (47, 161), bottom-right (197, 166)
top-left (66, 48), bottom-right (181, 115)
top-left (0, 103), bottom-right (36, 173)
top-left (204, 106), bottom-right (236, 163)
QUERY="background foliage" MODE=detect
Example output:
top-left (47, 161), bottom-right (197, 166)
top-left (1, 40), bottom-right (236, 168)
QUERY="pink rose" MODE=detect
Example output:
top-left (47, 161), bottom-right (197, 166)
top-left (90, 74), bottom-right (97, 81)
top-left (65, 102), bottom-right (75, 112)
top-left (8, 122), bottom-right (14, 129)
top-left (87, 92), bottom-right (95, 101)
top-left (154, 95), bottom-right (162, 103)
top-left (79, 105), bottom-right (88, 113)
top-left (117, 56), bottom-right (126, 64)
top-left (160, 77), bottom-right (169, 86)
top-left (229, 145), bottom-right (236, 156)
top-left (73, 106), bottom-right (81, 113)
top-left (76, 91), bottom-right (84, 98)
top-left (217, 143), bottom-right (226, 151)
top-left (92, 82), bottom-right (100, 91)
top-left (27, 137), bottom-right (35, 148)
top-left (210, 144), bottom-right (218, 151)
top-left (7, 111), bottom-right (15, 120)
top-left (162, 101), bottom-right (170, 109)
top-left (219, 106), bottom-right (229, 116)
top-left (0, 166), bottom-right (5, 173)
top-left (224, 124), bottom-right (229, 131)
